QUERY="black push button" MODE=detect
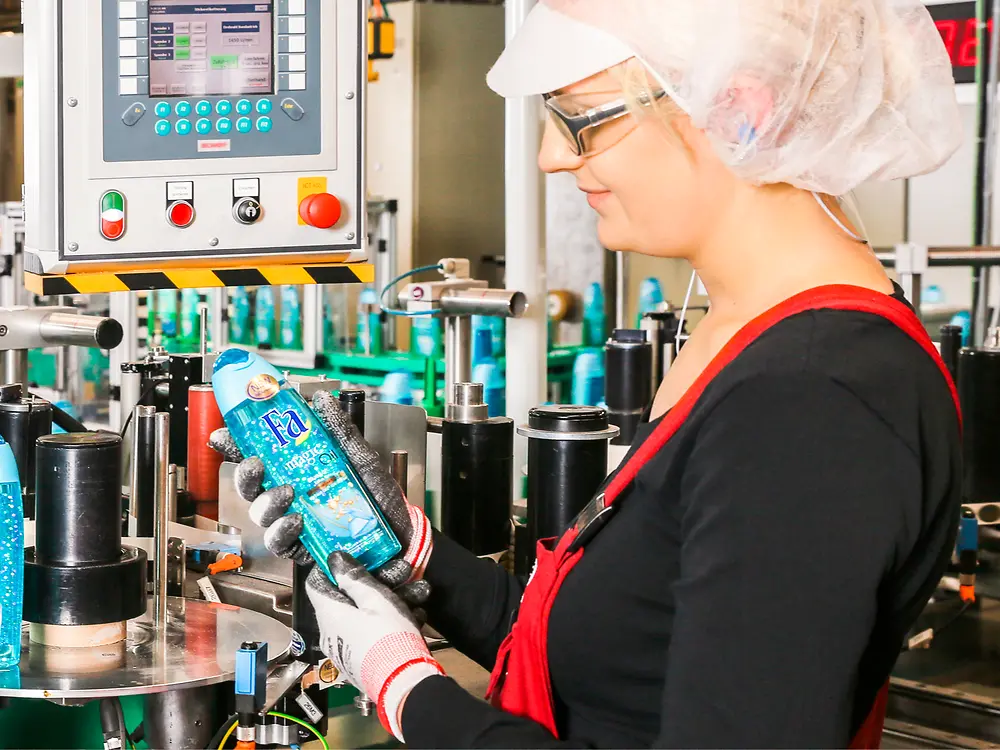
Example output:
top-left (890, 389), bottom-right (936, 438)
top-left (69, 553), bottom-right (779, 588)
top-left (233, 197), bottom-right (262, 225)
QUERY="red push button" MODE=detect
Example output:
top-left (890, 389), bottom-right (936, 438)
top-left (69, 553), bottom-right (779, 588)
top-left (299, 193), bottom-right (343, 229)
top-left (167, 200), bottom-right (195, 228)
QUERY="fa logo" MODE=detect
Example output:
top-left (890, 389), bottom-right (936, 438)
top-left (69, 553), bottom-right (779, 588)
top-left (260, 408), bottom-right (309, 447)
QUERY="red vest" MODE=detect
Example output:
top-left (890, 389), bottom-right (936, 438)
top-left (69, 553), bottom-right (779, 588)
top-left (487, 285), bottom-right (961, 748)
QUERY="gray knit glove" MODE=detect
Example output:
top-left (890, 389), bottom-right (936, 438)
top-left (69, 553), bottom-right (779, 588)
top-left (209, 390), bottom-right (433, 604)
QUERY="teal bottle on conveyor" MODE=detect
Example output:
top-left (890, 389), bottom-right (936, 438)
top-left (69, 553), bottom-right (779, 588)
top-left (156, 289), bottom-right (179, 343)
top-left (323, 289), bottom-right (338, 352)
top-left (411, 315), bottom-right (443, 358)
top-left (582, 283), bottom-right (606, 347)
top-left (0, 436), bottom-right (23, 669)
top-left (213, 350), bottom-right (401, 579)
top-left (636, 277), bottom-right (664, 327)
top-left (279, 286), bottom-right (303, 350)
top-left (179, 289), bottom-right (201, 348)
top-left (572, 350), bottom-right (605, 406)
top-left (356, 287), bottom-right (382, 355)
top-left (230, 288), bottom-right (252, 345)
top-left (255, 287), bottom-right (276, 349)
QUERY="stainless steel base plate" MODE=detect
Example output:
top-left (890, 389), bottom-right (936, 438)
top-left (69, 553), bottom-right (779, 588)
top-left (0, 597), bottom-right (291, 699)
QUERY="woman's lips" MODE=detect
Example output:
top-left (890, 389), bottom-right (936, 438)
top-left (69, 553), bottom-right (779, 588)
top-left (586, 191), bottom-right (611, 210)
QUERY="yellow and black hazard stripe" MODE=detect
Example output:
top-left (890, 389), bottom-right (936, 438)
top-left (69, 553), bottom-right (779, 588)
top-left (25, 263), bottom-right (375, 296)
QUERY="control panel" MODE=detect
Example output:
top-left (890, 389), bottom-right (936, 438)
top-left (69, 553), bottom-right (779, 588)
top-left (24, 0), bottom-right (365, 274)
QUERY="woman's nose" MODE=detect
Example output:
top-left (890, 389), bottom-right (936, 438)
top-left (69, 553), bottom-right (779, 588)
top-left (538, 120), bottom-right (585, 174)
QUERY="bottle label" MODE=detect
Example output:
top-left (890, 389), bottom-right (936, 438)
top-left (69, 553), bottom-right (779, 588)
top-left (247, 373), bottom-right (281, 401)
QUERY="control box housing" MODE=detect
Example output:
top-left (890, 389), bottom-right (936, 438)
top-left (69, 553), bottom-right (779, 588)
top-left (24, 0), bottom-right (366, 274)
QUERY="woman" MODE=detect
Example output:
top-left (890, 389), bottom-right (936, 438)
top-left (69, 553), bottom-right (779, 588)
top-left (213, 1), bottom-right (964, 746)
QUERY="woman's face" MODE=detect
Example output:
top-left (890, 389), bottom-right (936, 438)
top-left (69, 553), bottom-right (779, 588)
top-left (539, 68), bottom-right (735, 257)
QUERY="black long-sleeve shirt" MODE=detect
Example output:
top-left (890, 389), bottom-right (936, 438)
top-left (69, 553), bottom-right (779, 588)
top-left (403, 297), bottom-right (962, 748)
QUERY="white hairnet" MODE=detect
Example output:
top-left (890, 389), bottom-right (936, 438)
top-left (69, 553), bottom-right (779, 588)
top-left (541, 0), bottom-right (964, 195)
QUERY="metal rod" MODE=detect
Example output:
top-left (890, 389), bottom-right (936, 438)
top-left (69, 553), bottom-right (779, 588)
top-left (444, 315), bottom-right (472, 404)
top-left (130, 405), bottom-right (157, 531)
top-left (199, 305), bottom-right (208, 358)
top-left (876, 249), bottom-right (1000, 267)
top-left (153, 412), bottom-right (170, 622)
top-left (37, 312), bottom-right (123, 350)
top-left (390, 450), bottom-right (408, 491)
top-left (3, 350), bottom-right (27, 388)
top-left (439, 289), bottom-right (528, 318)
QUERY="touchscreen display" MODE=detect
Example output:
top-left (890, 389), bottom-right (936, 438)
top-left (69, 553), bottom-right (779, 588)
top-left (148, 2), bottom-right (274, 97)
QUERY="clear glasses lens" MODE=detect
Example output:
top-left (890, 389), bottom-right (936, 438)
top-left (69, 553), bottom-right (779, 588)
top-left (545, 92), bottom-right (639, 158)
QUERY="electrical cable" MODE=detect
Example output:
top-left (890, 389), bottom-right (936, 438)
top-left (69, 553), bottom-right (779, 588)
top-left (218, 721), bottom-right (237, 750)
top-left (267, 711), bottom-right (330, 750)
top-left (118, 378), bottom-right (163, 439)
top-left (207, 713), bottom-right (237, 750)
top-left (210, 711), bottom-right (330, 750)
top-left (25, 392), bottom-right (88, 433)
top-left (379, 263), bottom-right (446, 318)
top-left (900, 599), bottom-right (972, 652)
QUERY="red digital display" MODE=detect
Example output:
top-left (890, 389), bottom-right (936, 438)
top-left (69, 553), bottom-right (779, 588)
top-left (929, 1), bottom-right (991, 84)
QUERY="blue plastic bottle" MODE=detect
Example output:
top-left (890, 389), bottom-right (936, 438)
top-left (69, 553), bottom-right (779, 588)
top-left (356, 287), bottom-right (382, 355)
top-left (156, 290), bottom-right (179, 342)
top-left (230, 288), bottom-right (252, 345)
top-left (322, 290), bottom-right (338, 352)
top-left (213, 350), bottom-right (401, 579)
top-left (255, 287), bottom-right (276, 348)
top-left (180, 289), bottom-right (202, 347)
top-left (279, 286), bottom-right (303, 350)
top-left (636, 277), bottom-right (664, 326)
top-left (572, 350), bottom-right (605, 406)
top-left (411, 316), bottom-right (442, 358)
top-left (381, 371), bottom-right (414, 405)
top-left (473, 362), bottom-right (506, 417)
top-left (0, 436), bottom-right (24, 670)
top-left (583, 283), bottom-right (606, 347)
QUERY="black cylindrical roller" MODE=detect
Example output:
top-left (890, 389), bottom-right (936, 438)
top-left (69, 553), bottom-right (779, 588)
top-left (339, 390), bottom-right (366, 436)
top-left (605, 330), bottom-right (653, 446)
top-left (523, 406), bottom-right (615, 563)
top-left (0, 396), bottom-right (53, 504)
top-left (940, 325), bottom-right (963, 383)
top-left (441, 419), bottom-right (514, 555)
top-left (959, 347), bottom-right (1000, 504)
top-left (35, 432), bottom-right (123, 566)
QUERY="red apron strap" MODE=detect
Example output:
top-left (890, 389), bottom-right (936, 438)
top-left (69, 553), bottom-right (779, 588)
top-left (603, 284), bottom-right (960, 505)
top-left (849, 682), bottom-right (890, 749)
top-left (489, 285), bottom-right (958, 743)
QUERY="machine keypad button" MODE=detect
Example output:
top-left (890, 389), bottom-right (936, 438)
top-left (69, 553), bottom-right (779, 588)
top-left (256, 116), bottom-right (273, 133)
top-left (257, 99), bottom-right (273, 115)
top-left (279, 98), bottom-right (305, 121)
top-left (121, 102), bottom-right (147, 127)
top-left (154, 101), bottom-right (171, 118)
top-left (216, 100), bottom-right (233, 116)
top-left (196, 100), bottom-right (212, 116)
top-left (155, 119), bottom-right (171, 136)
top-left (175, 101), bottom-right (192, 117)
top-left (196, 118), bottom-right (212, 135)
top-left (216, 118), bottom-right (233, 135)
top-left (175, 119), bottom-right (192, 135)
top-left (236, 99), bottom-right (252, 115)
top-left (236, 117), bottom-right (253, 134)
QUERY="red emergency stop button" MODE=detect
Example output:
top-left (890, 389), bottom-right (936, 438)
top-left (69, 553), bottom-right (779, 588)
top-left (299, 193), bottom-right (343, 229)
top-left (166, 200), bottom-right (195, 228)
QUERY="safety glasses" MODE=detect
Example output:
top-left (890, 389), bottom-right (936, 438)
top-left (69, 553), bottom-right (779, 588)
top-left (543, 88), bottom-right (666, 157)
